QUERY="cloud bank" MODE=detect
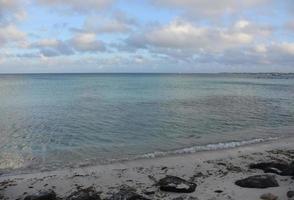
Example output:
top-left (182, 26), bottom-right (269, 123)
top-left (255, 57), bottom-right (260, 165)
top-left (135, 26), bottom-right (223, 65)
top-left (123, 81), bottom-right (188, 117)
top-left (0, 0), bottom-right (293, 73)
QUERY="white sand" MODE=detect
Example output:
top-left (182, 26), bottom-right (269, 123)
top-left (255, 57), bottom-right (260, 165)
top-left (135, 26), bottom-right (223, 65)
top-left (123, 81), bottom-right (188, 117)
top-left (1, 137), bottom-right (294, 200)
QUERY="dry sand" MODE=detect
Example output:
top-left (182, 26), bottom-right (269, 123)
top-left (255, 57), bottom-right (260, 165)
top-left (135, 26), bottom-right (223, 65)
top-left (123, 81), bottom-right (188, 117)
top-left (1, 137), bottom-right (294, 200)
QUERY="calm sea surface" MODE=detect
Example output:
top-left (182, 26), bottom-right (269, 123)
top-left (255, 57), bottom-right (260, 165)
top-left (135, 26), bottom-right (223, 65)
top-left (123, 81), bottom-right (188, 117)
top-left (0, 73), bottom-right (294, 172)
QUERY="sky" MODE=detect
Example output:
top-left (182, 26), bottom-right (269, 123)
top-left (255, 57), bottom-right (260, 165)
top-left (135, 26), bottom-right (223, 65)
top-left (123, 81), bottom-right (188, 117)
top-left (0, 0), bottom-right (294, 73)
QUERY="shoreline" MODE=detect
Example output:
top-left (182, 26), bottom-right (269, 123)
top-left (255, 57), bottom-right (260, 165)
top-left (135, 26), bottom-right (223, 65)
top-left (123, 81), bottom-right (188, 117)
top-left (0, 135), bottom-right (281, 176)
top-left (1, 136), bottom-right (294, 199)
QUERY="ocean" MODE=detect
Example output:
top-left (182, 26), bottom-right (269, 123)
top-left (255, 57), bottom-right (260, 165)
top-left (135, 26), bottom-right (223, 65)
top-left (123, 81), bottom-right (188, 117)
top-left (0, 73), bottom-right (294, 173)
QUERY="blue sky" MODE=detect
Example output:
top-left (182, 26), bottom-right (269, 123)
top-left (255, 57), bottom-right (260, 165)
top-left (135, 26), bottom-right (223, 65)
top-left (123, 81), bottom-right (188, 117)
top-left (0, 0), bottom-right (294, 73)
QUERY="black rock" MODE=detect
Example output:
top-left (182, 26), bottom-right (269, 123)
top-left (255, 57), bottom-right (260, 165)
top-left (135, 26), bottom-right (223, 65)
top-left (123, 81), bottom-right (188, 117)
top-left (107, 187), bottom-right (150, 200)
top-left (157, 176), bottom-right (197, 193)
top-left (250, 162), bottom-right (294, 176)
top-left (287, 191), bottom-right (294, 198)
top-left (214, 190), bottom-right (223, 193)
top-left (66, 187), bottom-right (101, 200)
top-left (284, 161), bottom-right (294, 176)
top-left (24, 191), bottom-right (57, 200)
top-left (235, 175), bottom-right (279, 188)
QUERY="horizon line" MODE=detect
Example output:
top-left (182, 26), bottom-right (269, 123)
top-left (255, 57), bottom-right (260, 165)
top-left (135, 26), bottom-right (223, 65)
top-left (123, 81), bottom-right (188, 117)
top-left (0, 72), bottom-right (294, 75)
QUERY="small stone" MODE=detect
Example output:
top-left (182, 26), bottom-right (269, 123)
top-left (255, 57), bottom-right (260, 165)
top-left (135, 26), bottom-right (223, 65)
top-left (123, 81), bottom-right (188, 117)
top-left (193, 172), bottom-right (204, 178)
top-left (217, 162), bottom-right (226, 166)
top-left (287, 191), bottom-right (294, 198)
top-left (143, 189), bottom-right (155, 196)
top-left (214, 190), bottom-right (223, 193)
top-left (235, 175), bottom-right (279, 188)
top-left (157, 176), bottom-right (197, 193)
top-left (260, 193), bottom-right (278, 200)
top-left (24, 190), bottom-right (57, 200)
top-left (227, 165), bottom-right (242, 173)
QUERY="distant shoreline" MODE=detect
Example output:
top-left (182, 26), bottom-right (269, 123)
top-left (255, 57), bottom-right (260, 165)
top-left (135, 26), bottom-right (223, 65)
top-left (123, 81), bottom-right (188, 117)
top-left (0, 72), bottom-right (294, 75)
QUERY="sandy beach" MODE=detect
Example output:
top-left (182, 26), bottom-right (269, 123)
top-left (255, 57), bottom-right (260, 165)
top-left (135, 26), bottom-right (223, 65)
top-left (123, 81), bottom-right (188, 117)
top-left (0, 136), bottom-right (293, 200)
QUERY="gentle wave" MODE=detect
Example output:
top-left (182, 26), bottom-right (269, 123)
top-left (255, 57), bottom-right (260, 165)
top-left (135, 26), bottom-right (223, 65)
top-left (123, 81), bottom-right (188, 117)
top-left (0, 137), bottom-right (280, 175)
top-left (136, 137), bottom-right (278, 159)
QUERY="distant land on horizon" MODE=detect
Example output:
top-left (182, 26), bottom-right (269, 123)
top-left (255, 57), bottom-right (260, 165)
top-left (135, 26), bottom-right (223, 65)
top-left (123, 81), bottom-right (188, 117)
top-left (0, 72), bottom-right (294, 75)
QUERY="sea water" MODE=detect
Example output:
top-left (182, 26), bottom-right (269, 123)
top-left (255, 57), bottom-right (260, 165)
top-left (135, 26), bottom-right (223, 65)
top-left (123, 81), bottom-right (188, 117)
top-left (0, 73), bottom-right (294, 172)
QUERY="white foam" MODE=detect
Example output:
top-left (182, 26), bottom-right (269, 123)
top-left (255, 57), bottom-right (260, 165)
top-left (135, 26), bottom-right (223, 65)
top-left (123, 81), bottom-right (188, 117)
top-left (1, 137), bottom-right (279, 175)
top-left (137, 137), bottom-right (278, 159)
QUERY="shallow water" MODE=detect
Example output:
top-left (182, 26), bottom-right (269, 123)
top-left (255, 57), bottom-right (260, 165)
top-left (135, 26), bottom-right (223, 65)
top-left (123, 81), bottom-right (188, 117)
top-left (0, 73), bottom-right (294, 172)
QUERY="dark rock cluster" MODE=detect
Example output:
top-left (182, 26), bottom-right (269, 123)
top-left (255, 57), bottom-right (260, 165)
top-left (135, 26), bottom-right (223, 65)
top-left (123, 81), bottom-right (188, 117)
top-left (250, 161), bottom-right (294, 176)
top-left (235, 175), bottom-right (279, 188)
top-left (287, 191), bottom-right (294, 198)
top-left (156, 176), bottom-right (197, 193)
top-left (21, 175), bottom-right (198, 200)
top-left (234, 160), bottom-right (294, 199)
top-left (17, 159), bottom-right (294, 200)
top-left (24, 190), bottom-right (57, 200)
top-left (66, 187), bottom-right (101, 200)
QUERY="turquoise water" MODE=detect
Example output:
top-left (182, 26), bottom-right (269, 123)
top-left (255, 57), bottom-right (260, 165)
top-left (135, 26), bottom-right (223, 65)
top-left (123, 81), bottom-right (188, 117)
top-left (0, 73), bottom-right (294, 172)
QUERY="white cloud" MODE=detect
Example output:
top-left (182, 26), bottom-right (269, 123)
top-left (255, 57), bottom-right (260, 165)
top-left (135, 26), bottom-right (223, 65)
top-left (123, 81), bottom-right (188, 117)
top-left (0, 0), bottom-right (19, 11)
top-left (233, 20), bottom-right (272, 37)
top-left (37, 0), bottom-right (113, 13)
top-left (220, 32), bottom-right (253, 44)
top-left (121, 18), bottom-right (294, 70)
top-left (146, 20), bottom-right (208, 49)
top-left (234, 20), bottom-right (250, 29)
top-left (30, 32), bottom-right (105, 57)
top-left (152, 0), bottom-right (270, 17)
top-left (0, 0), bottom-right (27, 23)
top-left (254, 44), bottom-right (267, 53)
top-left (193, 42), bottom-right (294, 67)
top-left (72, 33), bottom-right (96, 45)
top-left (81, 12), bottom-right (137, 34)
top-left (0, 24), bottom-right (26, 47)
top-left (30, 38), bottom-right (74, 57)
top-left (71, 32), bottom-right (105, 52)
top-left (33, 38), bottom-right (60, 47)
top-left (134, 19), bottom-right (260, 53)
top-left (0, 0), bottom-right (293, 73)
top-left (274, 42), bottom-right (294, 55)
